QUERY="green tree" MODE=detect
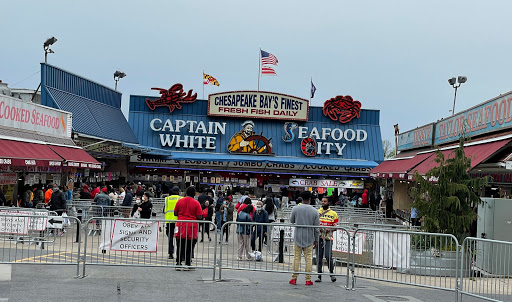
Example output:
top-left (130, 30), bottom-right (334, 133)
top-left (382, 139), bottom-right (396, 159)
top-left (411, 138), bottom-right (488, 242)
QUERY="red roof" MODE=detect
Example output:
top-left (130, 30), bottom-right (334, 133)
top-left (412, 139), bottom-right (511, 175)
top-left (0, 139), bottom-right (63, 167)
top-left (48, 145), bottom-right (101, 170)
top-left (369, 153), bottom-right (433, 179)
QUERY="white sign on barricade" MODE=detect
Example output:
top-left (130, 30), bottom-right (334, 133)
top-left (0, 212), bottom-right (30, 235)
top-left (332, 230), bottom-right (365, 254)
top-left (46, 216), bottom-right (64, 229)
top-left (110, 220), bottom-right (159, 252)
top-left (271, 225), bottom-right (295, 242)
top-left (29, 212), bottom-right (49, 231)
top-left (373, 231), bottom-right (410, 269)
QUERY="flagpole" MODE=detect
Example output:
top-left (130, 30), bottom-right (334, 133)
top-left (202, 70), bottom-right (205, 99)
top-left (258, 47), bottom-right (261, 91)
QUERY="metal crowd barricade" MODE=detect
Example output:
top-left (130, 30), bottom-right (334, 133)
top-left (0, 213), bottom-right (82, 276)
top-left (351, 228), bottom-right (460, 300)
top-left (460, 237), bottom-right (512, 302)
top-left (81, 217), bottom-right (218, 280)
top-left (218, 221), bottom-right (351, 288)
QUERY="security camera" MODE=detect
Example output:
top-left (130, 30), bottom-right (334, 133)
top-left (458, 76), bottom-right (467, 84)
top-left (448, 77), bottom-right (457, 85)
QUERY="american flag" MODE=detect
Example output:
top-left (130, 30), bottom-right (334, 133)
top-left (261, 66), bottom-right (277, 75)
top-left (261, 50), bottom-right (278, 65)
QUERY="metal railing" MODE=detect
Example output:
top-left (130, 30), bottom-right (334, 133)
top-left (460, 237), bottom-right (512, 302)
top-left (218, 221), bottom-right (351, 288)
top-left (0, 213), bottom-right (82, 276)
top-left (81, 217), bottom-right (218, 280)
top-left (2, 211), bottom-right (512, 301)
top-left (351, 228), bottom-right (460, 301)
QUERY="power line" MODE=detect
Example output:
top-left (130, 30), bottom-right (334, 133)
top-left (11, 70), bottom-right (40, 87)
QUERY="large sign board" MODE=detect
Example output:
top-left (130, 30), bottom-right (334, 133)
top-left (397, 123), bottom-right (434, 151)
top-left (110, 220), bottom-right (159, 253)
top-left (288, 178), bottom-right (364, 189)
top-left (208, 91), bottom-right (309, 121)
top-left (434, 91), bottom-right (512, 145)
top-left (0, 95), bottom-right (72, 139)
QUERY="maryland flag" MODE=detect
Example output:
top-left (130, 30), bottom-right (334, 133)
top-left (203, 73), bottom-right (220, 86)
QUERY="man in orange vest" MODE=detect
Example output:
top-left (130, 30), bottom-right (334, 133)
top-left (44, 183), bottom-right (54, 205)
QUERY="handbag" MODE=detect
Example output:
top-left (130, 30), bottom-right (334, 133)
top-left (132, 210), bottom-right (141, 219)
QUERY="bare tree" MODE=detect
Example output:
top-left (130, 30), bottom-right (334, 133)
top-left (382, 139), bottom-right (396, 159)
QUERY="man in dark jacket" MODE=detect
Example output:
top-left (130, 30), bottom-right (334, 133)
top-left (94, 187), bottom-right (112, 217)
top-left (251, 200), bottom-right (269, 252)
top-left (49, 185), bottom-right (67, 215)
top-left (122, 188), bottom-right (134, 218)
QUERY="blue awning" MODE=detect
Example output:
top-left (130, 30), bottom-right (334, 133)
top-left (122, 143), bottom-right (173, 156)
top-left (45, 87), bottom-right (139, 144)
top-left (141, 151), bottom-right (377, 169)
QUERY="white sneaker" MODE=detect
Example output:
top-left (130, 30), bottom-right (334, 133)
top-left (248, 252), bottom-right (255, 258)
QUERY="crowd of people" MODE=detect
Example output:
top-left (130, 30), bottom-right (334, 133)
top-left (1, 180), bottom-right (391, 283)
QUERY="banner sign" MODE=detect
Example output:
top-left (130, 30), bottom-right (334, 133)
top-left (434, 91), bottom-right (512, 145)
top-left (333, 230), bottom-right (364, 254)
top-left (0, 95), bottom-right (72, 139)
top-left (288, 178), bottom-right (364, 189)
top-left (397, 123), bottom-right (434, 151)
top-left (0, 173), bottom-right (17, 185)
top-left (208, 91), bottom-right (309, 121)
top-left (130, 155), bottom-right (374, 174)
top-left (110, 220), bottom-right (159, 253)
top-left (272, 225), bottom-right (295, 242)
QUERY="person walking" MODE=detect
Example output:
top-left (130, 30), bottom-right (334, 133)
top-left (236, 204), bottom-right (254, 261)
top-left (200, 200), bottom-right (213, 242)
top-left (174, 186), bottom-right (202, 270)
top-left (215, 193), bottom-right (225, 232)
top-left (316, 197), bottom-right (338, 283)
top-left (95, 187), bottom-right (112, 217)
top-left (49, 185), bottom-right (67, 236)
top-left (289, 191), bottom-right (319, 286)
top-left (251, 200), bottom-right (269, 252)
top-left (130, 192), bottom-right (152, 219)
top-left (164, 186), bottom-right (180, 259)
top-left (223, 196), bottom-right (234, 244)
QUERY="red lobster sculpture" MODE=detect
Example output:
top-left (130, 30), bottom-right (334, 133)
top-left (145, 83), bottom-right (197, 113)
top-left (323, 95), bottom-right (361, 123)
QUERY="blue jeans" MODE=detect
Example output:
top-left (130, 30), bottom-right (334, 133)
top-left (216, 212), bottom-right (222, 231)
top-left (317, 238), bottom-right (334, 274)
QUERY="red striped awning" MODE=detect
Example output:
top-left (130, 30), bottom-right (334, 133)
top-left (0, 139), bottom-right (63, 167)
top-left (48, 145), bottom-right (101, 170)
top-left (412, 139), bottom-right (511, 175)
top-left (369, 153), bottom-right (433, 179)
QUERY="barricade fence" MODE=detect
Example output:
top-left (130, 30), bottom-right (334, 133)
top-left (2, 211), bottom-right (512, 301)
top-left (460, 237), bottom-right (512, 302)
top-left (82, 217), bottom-right (218, 279)
top-left (351, 228), bottom-right (460, 301)
top-left (218, 221), bottom-right (351, 288)
top-left (0, 212), bottom-right (82, 277)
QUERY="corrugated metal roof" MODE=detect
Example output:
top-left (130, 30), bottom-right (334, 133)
top-left (0, 126), bottom-right (75, 146)
top-left (46, 87), bottom-right (138, 144)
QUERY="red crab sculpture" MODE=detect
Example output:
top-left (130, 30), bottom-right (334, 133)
top-left (322, 95), bottom-right (361, 123)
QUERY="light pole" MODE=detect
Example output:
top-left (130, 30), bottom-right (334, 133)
top-left (114, 71), bottom-right (126, 90)
top-left (43, 37), bottom-right (57, 64)
top-left (448, 76), bottom-right (467, 115)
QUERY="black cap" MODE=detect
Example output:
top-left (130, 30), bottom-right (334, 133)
top-left (172, 186), bottom-right (180, 193)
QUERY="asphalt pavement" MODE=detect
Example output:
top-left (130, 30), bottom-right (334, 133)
top-left (0, 263), bottom-right (485, 302)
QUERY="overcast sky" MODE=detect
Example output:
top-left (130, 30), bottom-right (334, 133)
top-left (2, 0), bottom-right (512, 144)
